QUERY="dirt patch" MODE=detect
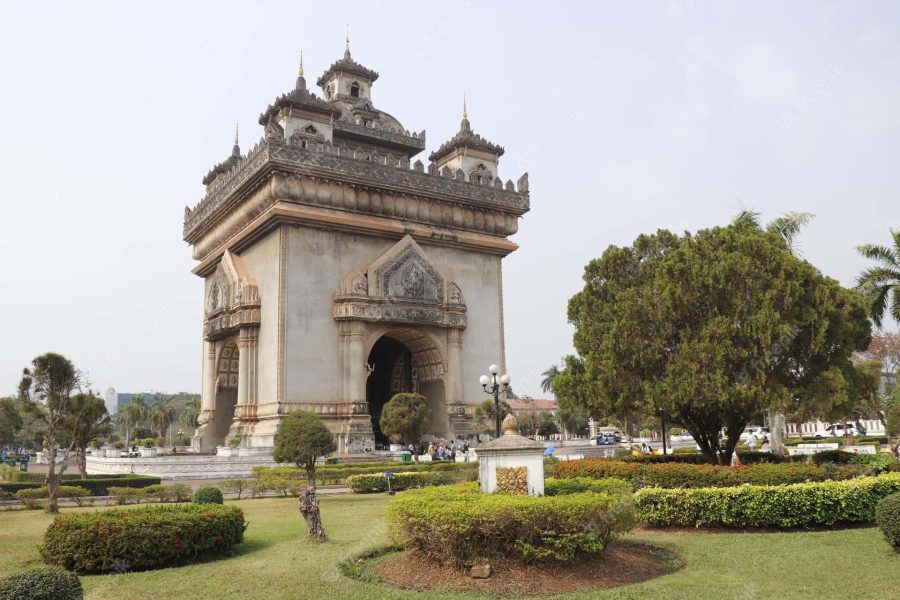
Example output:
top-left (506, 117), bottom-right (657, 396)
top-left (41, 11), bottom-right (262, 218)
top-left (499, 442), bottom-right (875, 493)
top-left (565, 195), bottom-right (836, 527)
top-left (375, 543), bottom-right (681, 596)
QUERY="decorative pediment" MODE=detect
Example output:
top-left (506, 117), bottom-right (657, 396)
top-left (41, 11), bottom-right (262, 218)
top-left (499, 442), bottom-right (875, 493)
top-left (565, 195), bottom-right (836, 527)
top-left (334, 236), bottom-right (467, 328)
top-left (204, 250), bottom-right (261, 340)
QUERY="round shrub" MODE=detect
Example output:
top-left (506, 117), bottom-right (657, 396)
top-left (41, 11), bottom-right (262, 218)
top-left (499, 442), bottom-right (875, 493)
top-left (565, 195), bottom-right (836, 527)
top-left (0, 566), bottom-right (83, 600)
top-left (876, 492), bottom-right (900, 551)
top-left (192, 485), bottom-right (224, 504)
top-left (41, 504), bottom-right (245, 573)
top-left (387, 483), bottom-right (634, 564)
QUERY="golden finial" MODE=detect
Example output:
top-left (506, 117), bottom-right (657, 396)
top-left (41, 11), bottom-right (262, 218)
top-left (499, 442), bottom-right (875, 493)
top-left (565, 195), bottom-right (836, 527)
top-left (463, 94), bottom-right (468, 119)
top-left (344, 25), bottom-right (351, 58)
top-left (234, 121), bottom-right (239, 146)
top-left (298, 50), bottom-right (304, 77)
top-left (502, 413), bottom-right (518, 433)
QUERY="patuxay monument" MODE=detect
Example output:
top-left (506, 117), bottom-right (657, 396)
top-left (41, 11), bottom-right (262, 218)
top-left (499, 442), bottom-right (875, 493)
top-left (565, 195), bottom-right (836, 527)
top-left (183, 40), bottom-right (530, 454)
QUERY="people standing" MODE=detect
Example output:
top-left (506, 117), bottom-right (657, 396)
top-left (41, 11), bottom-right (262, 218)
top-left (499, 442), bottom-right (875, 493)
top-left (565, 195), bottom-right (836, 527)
top-left (748, 433), bottom-right (758, 452)
top-left (463, 441), bottom-right (470, 462)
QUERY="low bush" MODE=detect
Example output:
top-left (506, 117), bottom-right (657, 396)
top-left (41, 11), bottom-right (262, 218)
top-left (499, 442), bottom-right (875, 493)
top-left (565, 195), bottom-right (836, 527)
top-left (543, 477), bottom-right (631, 497)
top-left (141, 484), bottom-right (191, 503)
top-left (220, 479), bottom-right (248, 499)
top-left (16, 487), bottom-right (90, 510)
top-left (783, 436), bottom-right (888, 447)
top-left (387, 483), bottom-right (634, 564)
top-left (811, 451), bottom-right (898, 473)
top-left (0, 566), bottom-right (83, 600)
top-left (193, 486), bottom-right (224, 504)
top-left (346, 471), bottom-right (451, 493)
top-left (554, 458), bottom-right (870, 489)
top-left (875, 492), bottom-right (900, 551)
top-left (0, 475), bottom-right (160, 496)
top-left (635, 473), bottom-right (900, 528)
top-left (253, 460), bottom-right (478, 486)
top-left (106, 487), bottom-right (146, 505)
top-left (41, 504), bottom-right (246, 573)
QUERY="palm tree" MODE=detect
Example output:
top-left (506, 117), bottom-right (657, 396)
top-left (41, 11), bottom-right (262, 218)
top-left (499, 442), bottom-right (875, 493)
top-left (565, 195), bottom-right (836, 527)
top-left (856, 229), bottom-right (900, 328)
top-left (149, 395), bottom-right (176, 444)
top-left (180, 397), bottom-right (200, 429)
top-left (541, 365), bottom-right (561, 394)
top-left (733, 209), bottom-right (814, 253)
top-left (118, 401), bottom-right (144, 449)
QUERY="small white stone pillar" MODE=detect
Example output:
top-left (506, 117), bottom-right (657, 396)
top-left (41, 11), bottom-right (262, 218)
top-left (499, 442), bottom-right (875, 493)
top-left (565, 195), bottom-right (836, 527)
top-left (476, 414), bottom-right (546, 496)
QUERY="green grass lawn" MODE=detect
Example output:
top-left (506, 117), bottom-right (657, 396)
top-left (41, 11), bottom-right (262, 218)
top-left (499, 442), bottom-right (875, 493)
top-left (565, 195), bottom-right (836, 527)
top-left (1, 495), bottom-right (897, 599)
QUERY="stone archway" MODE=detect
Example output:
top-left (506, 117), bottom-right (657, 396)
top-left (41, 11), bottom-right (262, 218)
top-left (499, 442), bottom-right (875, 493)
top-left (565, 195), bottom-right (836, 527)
top-left (211, 339), bottom-right (239, 447)
top-left (365, 328), bottom-right (448, 446)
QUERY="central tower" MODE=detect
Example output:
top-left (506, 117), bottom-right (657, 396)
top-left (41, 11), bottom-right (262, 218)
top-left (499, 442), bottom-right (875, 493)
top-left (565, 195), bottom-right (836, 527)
top-left (184, 41), bottom-right (530, 453)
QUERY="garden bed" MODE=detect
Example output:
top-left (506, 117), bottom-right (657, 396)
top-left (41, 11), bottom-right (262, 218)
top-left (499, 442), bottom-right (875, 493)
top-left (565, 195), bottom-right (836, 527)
top-left (373, 542), bottom-right (681, 596)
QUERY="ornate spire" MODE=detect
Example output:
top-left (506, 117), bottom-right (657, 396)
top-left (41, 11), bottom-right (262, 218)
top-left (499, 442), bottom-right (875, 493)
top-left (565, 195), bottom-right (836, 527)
top-left (232, 121), bottom-right (240, 157)
top-left (296, 50), bottom-right (307, 90)
top-left (344, 25), bottom-right (351, 60)
top-left (460, 95), bottom-right (471, 133)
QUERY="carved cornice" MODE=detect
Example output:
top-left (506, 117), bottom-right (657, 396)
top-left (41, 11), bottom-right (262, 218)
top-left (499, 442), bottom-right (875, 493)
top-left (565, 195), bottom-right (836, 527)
top-left (332, 120), bottom-right (425, 155)
top-left (183, 138), bottom-right (529, 252)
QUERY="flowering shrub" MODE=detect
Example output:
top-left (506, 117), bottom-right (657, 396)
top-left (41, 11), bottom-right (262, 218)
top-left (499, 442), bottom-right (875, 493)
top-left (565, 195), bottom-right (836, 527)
top-left (41, 504), bottom-right (245, 573)
top-left (635, 473), bottom-right (900, 528)
top-left (553, 458), bottom-right (868, 489)
top-left (387, 482), bottom-right (634, 564)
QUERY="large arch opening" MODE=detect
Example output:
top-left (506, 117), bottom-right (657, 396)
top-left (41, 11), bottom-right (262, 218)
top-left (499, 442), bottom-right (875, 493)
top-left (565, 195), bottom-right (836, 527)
top-left (212, 339), bottom-right (239, 448)
top-left (366, 329), bottom-right (447, 447)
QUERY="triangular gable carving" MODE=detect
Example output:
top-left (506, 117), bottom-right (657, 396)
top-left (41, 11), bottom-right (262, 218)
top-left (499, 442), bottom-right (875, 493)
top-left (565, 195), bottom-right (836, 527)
top-left (204, 250), bottom-right (261, 340)
top-left (334, 236), bottom-right (467, 329)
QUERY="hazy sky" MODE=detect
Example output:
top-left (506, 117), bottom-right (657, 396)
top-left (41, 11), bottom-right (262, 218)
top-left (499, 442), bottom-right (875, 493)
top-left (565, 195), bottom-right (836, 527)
top-left (0, 1), bottom-right (897, 398)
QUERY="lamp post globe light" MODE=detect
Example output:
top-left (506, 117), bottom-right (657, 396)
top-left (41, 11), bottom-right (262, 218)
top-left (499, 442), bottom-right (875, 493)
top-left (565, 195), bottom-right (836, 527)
top-left (480, 365), bottom-right (511, 438)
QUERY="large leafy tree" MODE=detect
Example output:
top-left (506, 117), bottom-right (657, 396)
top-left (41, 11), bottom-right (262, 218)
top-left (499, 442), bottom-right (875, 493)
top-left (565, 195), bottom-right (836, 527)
top-left (0, 398), bottom-right (23, 447)
top-left (273, 410), bottom-right (336, 541)
top-left (379, 393), bottom-right (430, 460)
top-left (559, 220), bottom-right (870, 464)
top-left (63, 393), bottom-right (112, 477)
top-left (471, 398), bottom-right (511, 438)
top-left (18, 353), bottom-right (86, 512)
top-left (856, 229), bottom-right (900, 328)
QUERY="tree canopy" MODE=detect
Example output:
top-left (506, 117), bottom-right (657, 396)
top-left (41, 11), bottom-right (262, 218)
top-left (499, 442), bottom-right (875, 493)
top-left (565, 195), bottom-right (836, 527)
top-left (556, 218), bottom-right (871, 464)
top-left (273, 410), bottom-right (336, 486)
top-left (379, 393), bottom-right (430, 450)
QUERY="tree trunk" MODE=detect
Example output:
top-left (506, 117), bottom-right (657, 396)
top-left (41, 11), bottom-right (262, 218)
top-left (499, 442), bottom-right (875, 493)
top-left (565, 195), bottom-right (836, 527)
top-left (76, 447), bottom-right (87, 478)
top-left (769, 410), bottom-right (786, 455)
top-left (299, 487), bottom-right (326, 542)
top-left (45, 441), bottom-right (59, 514)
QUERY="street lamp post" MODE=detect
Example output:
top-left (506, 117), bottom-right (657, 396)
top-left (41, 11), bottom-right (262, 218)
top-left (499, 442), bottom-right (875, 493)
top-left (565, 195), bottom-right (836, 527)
top-left (479, 364), bottom-right (511, 438)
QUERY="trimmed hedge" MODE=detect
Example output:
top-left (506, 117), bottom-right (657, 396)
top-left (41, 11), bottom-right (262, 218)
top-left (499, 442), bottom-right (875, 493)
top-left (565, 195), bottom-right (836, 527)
top-left (0, 475), bottom-right (161, 496)
top-left (16, 487), bottom-right (90, 509)
top-left (543, 477), bottom-right (631, 497)
top-left (387, 482), bottom-right (634, 564)
top-left (193, 486), bottom-right (224, 504)
top-left (254, 461), bottom-right (478, 486)
top-left (0, 566), bottom-right (83, 600)
top-left (554, 458), bottom-right (870, 489)
top-left (635, 473), bottom-right (900, 528)
top-left (810, 451), bottom-right (898, 473)
top-left (346, 471), bottom-right (451, 493)
top-left (876, 492), bottom-right (900, 551)
top-left (41, 504), bottom-right (246, 573)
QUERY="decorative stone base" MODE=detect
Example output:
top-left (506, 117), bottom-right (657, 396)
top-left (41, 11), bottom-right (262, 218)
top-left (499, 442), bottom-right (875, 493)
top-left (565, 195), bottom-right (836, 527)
top-left (85, 451), bottom-right (280, 480)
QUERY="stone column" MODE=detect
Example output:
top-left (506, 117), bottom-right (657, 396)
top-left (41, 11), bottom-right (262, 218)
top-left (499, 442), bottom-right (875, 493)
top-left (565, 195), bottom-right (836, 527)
top-left (446, 328), bottom-right (470, 436)
top-left (194, 340), bottom-right (217, 450)
top-left (339, 320), bottom-right (374, 452)
top-left (234, 327), bottom-right (259, 425)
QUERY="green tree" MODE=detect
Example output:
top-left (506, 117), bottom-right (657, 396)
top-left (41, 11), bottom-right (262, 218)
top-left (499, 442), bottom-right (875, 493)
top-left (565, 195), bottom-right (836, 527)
top-left (516, 411), bottom-right (539, 437)
top-left (18, 353), bottom-right (85, 512)
top-left (273, 410), bottom-right (336, 541)
top-left (64, 393), bottom-right (112, 477)
top-left (149, 395), bottom-right (176, 444)
top-left (118, 396), bottom-right (148, 448)
top-left (541, 365), bottom-right (561, 394)
top-left (379, 393), bottom-right (430, 461)
top-left (0, 398), bottom-right (23, 447)
top-left (559, 219), bottom-right (870, 464)
top-left (471, 398), bottom-right (511, 438)
top-left (180, 396), bottom-right (200, 429)
top-left (536, 411), bottom-right (559, 437)
top-left (856, 228), bottom-right (900, 328)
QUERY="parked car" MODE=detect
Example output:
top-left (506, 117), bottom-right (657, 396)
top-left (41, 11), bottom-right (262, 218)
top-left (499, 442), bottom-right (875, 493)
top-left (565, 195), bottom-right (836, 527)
top-left (590, 431), bottom-right (622, 446)
top-left (813, 422), bottom-right (866, 439)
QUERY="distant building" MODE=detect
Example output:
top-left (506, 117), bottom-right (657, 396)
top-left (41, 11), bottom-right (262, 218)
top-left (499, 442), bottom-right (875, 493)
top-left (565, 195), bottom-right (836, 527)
top-left (507, 398), bottom-right (557, 416)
